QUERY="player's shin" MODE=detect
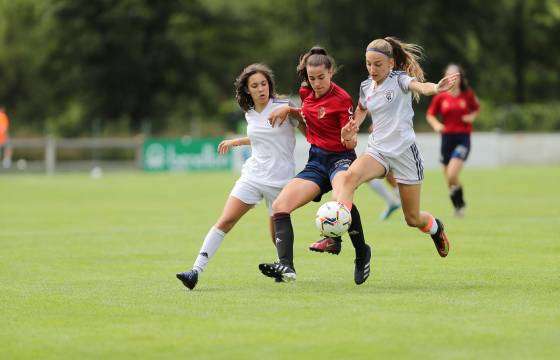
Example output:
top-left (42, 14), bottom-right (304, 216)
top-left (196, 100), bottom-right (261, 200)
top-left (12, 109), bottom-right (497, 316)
top-left (348, 205), bottom-right (368, 258)
top-left (273, 212), bottom-right (295, 269)
top-left (193, 226), bottom-right (226, 273)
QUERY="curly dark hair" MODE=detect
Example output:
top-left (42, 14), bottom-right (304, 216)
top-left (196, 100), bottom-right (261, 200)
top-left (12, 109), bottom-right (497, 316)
top-left (234, 63), bottom-right (276, 112)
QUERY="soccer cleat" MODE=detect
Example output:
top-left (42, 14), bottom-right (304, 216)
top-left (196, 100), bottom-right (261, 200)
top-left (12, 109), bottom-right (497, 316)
top-left (431, 218), bottom-right (450, 257)
top-left (258, 262), bottom-right (296, 282)
top-left (176, 269), bottom-right (199, 290)
top-left (354, 244), bottom-right (372, 285)
top-left (380, 203), bottom-right (401, 220)
top-left (309, 237), bottom-right (342, 255)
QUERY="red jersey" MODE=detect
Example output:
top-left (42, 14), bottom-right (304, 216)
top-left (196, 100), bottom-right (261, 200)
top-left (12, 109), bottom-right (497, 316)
top-left (299, 82), bottom-right (354, 152)
top-left (427, 89), bottom-right (480, 134)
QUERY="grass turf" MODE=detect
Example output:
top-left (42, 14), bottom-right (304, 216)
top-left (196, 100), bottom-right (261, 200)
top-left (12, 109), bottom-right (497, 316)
top-left (1, 166), bottom-right (559, 359)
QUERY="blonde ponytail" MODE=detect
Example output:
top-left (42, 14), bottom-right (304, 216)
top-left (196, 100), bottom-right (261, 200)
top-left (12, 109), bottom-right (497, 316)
top-left (367, 37), bottom-right (425, 101)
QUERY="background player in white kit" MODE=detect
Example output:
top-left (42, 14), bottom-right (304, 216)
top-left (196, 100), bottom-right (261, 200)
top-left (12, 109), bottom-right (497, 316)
top-left (176, 63), bottom-right (304, 290)
top-left (337, 37), bottom-right (459, 258)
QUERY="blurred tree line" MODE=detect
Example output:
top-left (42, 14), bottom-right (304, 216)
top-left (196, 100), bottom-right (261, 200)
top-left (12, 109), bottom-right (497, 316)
top-left (0, 0), bottom-right (559, 137)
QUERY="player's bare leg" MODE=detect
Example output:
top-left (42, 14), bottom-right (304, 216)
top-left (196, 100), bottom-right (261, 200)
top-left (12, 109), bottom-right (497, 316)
top-left (399, 183), bottom-right (449, 257)
top-left (177, 197), bottom-right (254, 290)
top-left (445, 158), bottom-right (466, 217)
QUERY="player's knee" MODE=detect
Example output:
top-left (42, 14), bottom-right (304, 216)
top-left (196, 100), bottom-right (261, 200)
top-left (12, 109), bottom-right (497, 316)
top-left (215, 217), bottom-right (236, 233)
top-left (272, 198), bottom-right (290, 214)
top-left (341, 170), bottom-right (359, 189)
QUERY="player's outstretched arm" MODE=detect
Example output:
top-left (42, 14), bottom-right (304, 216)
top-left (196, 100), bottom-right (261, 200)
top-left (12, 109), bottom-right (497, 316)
top-left (409, 73), bottom-right (460, 96)
top-left (218, 137), bottom-right (250, 155)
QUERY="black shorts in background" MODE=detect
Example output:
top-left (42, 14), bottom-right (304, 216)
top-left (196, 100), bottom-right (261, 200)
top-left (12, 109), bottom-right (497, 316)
top-left (440, 133), bottom-right (471, 165)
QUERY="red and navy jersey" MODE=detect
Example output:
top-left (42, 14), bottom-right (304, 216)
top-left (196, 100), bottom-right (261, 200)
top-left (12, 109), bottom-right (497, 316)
top-left (427, 89), bottom-right (480, 134)
top-left (299, 82), bottom-right (354, 152)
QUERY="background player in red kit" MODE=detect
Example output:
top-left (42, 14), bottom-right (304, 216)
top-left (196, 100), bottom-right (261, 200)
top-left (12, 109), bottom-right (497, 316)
top-left (258, 46), bottom-right (371, 285)
top-left (426, 64), bottom-right (480, 217)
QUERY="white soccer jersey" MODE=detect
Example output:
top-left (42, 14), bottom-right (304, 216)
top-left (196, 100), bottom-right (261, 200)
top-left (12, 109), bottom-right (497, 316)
top-left (241, 98), bottom-right (296, 188)
top-left (359, 71), bottom-right (416, 156)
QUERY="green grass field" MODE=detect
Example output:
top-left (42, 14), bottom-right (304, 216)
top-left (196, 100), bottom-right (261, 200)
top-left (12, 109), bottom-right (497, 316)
top-left (1, 166), bottom-right (559, 359)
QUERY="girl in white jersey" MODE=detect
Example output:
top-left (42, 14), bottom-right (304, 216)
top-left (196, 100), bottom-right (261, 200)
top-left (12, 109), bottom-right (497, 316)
top-left (337, 37), bottom-right (459, 258)
top-left (177, 64), bottom-right (304, 290)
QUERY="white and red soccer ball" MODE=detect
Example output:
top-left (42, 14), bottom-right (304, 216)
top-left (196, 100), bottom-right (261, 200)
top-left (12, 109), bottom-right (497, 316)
top-left (315, 201), bottom-right (352, 237)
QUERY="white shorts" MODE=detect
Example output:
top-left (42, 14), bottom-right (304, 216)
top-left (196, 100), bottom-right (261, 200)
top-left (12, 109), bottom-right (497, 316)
top-left (230, 178), bottom-right (283, 215)
top-left (365, 143), bottom-right (424, 185)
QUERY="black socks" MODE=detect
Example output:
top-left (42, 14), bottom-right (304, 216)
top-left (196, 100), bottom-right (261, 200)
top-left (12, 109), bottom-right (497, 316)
top-left (450, 186), bottom-right (465, 209)
top-left (273, 212), bottom-right (294, 269)
top-left (348, 205), bottom-right (368, 258)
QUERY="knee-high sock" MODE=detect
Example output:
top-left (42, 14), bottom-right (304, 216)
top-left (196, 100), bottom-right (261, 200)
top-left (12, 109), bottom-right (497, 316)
top-left (193, 226), bottom-right (226, 273)
top-left (369, 179), bottom-right (399, 206)
top-left (273, 212), bottom-right (294, 269)
top-left (348, 205), bottom-right (367, 258)
top-left (450, 185), bottom-right (465, 209)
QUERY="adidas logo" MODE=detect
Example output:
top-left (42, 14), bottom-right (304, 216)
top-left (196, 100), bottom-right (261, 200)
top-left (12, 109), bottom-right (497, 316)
top-left (199, 252), bottom-right (209, 258)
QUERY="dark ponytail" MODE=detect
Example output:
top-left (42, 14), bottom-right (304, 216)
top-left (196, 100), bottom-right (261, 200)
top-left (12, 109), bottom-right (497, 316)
top-left (296, 46), bottom-right (336, 84)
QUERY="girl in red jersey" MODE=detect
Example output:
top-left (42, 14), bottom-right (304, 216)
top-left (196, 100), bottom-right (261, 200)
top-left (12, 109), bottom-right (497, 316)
top-left (426, 64), bottom-right (480, 217)
top-left (258, 46), bottom-right (372, 285)
top-left (335, 37), bottom-right (459, 259)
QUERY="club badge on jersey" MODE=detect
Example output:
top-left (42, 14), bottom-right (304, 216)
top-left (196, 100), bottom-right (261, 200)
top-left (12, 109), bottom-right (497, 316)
top-left (385, 90), bottom-right (394, 103)
top-left (318, 107), bottom-right (326, 119)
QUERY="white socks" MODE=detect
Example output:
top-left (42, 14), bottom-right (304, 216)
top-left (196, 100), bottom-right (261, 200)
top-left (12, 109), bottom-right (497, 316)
top-left (193, 226), bottom-right (225, 273)
top-left (369, 179), bottom-right (400, 206)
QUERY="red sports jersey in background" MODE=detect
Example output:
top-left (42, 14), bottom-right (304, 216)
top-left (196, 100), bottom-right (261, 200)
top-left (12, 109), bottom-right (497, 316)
top-left (427, 90), bottom-right (480, 134)
top-left (299, 83), bottom-right (354, 152)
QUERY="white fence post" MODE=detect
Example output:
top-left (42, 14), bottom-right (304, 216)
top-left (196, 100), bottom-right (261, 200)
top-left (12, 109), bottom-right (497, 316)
top-left (45, 135), bottom-right (56, 175)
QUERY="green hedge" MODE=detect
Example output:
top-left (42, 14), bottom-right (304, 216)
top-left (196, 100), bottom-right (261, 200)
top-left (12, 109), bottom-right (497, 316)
top-left (476, 102), bottom-right (560, 132)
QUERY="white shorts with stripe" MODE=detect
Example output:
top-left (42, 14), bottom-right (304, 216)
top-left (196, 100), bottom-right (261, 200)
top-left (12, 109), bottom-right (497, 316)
top-left (229, 177), bottom-right (284, 215)
top-left (365, 143), bottom-right (425, 185)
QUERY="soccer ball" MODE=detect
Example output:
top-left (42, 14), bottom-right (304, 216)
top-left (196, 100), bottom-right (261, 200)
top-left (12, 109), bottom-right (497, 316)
top-left (315, 201), bottom-right (352, 237)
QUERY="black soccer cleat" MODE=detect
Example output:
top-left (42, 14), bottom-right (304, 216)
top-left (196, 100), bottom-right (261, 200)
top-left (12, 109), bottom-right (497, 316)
top-left (354, 244), bottom-right (371, 285)
top-left (431, 218), bottom-right (450, 257)
top-left (176, 269), bottom-right (199, 290)
top-left (258, 262), bottom-right (296, 282)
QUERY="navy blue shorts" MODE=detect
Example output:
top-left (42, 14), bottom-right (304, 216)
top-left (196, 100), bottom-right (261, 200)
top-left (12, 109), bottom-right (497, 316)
top-left (440, 133), bottom-right (471, 165)
top-left (296, 145), bottom-right (356, 202)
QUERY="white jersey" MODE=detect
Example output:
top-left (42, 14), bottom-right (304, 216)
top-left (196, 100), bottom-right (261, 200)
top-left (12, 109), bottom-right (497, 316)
top-left (241, 98), bottom-right (296, 188)
top-left (359, 71), bottom-right (416, 156)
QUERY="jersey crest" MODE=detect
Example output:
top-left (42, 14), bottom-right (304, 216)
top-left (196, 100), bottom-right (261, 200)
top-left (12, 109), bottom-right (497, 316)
top-left (385, 90), bottom-right (395, 103)
top-left (318, 107), bottom-right (326, 119)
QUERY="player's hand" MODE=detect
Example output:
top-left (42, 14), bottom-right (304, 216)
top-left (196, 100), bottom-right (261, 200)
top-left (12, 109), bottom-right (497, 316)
top-left (268, 106), bottom-right (290, 127)
top-left (436, 73), bottom-right (460, 93)
top-left (433, 122), bottom-right (445, 133)
top-left (462, 113), bottom-right (476, 123)
top-left (217, 139), bottom-right (235, 155)
top-left (341, 119), bottom-right (358, 140)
